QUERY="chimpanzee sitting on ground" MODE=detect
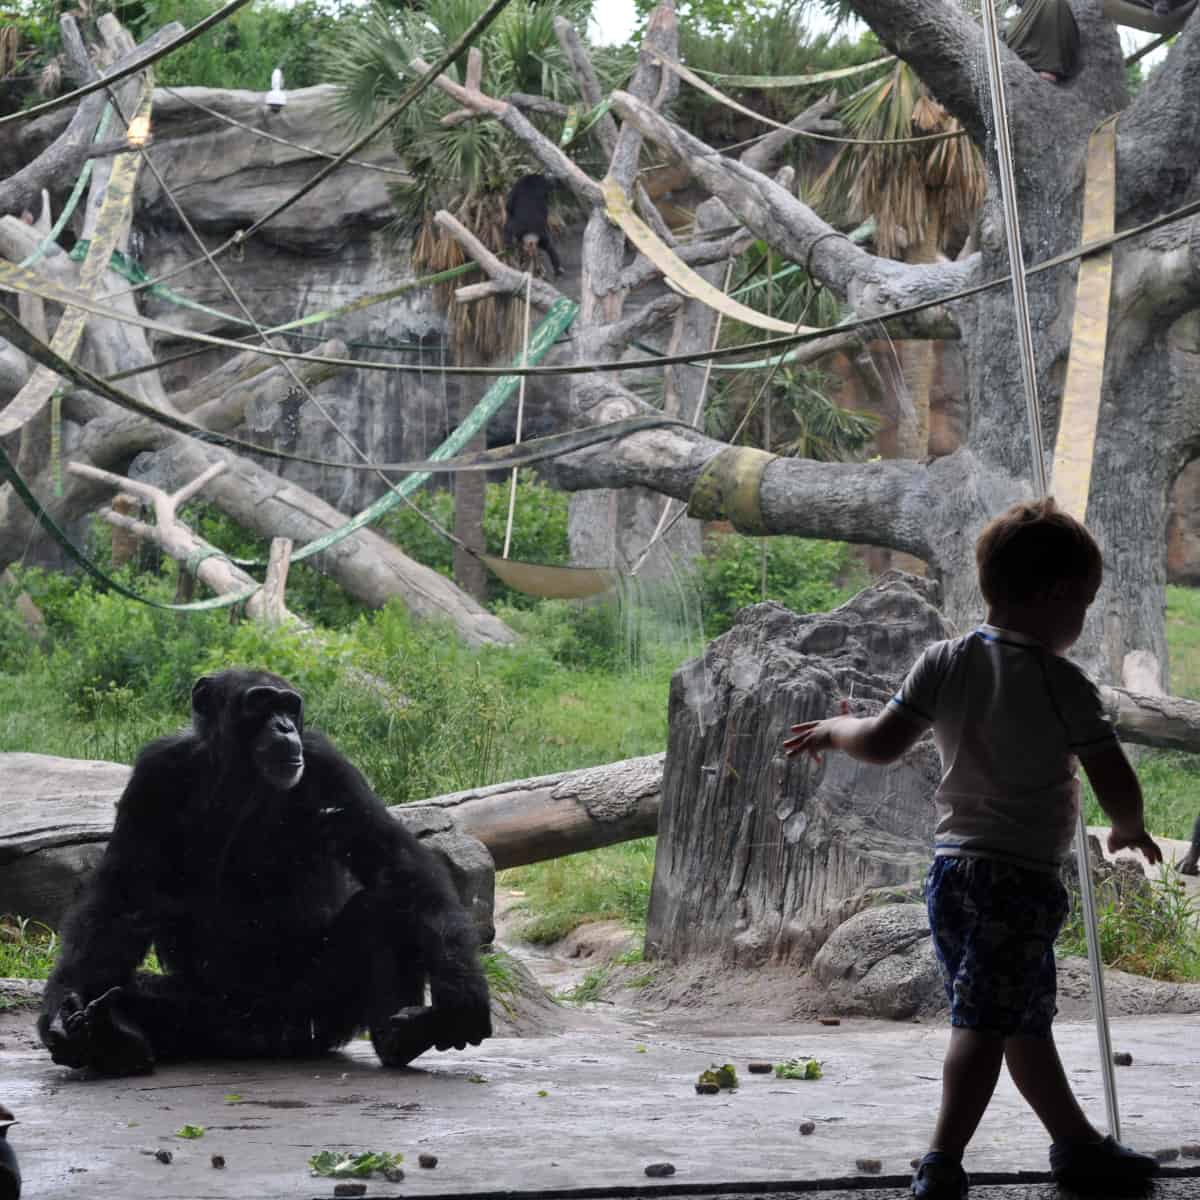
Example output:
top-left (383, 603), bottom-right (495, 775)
top-left (504, 173), bottom-right (564, 276)
top-left (38, 669), bottom-right (492, 1076)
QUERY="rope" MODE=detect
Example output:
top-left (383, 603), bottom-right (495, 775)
top-left (159, 85), bottom-right (414, 178)
top-left (0, 297), bottom-right (683, 473)
top-left (502, 271), bottom-right (534, 560)
top-left (97, 0), bottom-right (518, 307)
top-left (654, 53), bottom-right (968, 146)
top-left (0, 0), bottom-right (254, 129)
top-left (631, 257), bottom-right (734, 578)
top-left (978, 0), bottom-right (1120, 1140)
top-left (5, 189), bottom-right (1200, 387)
top-left (0, 441), bottom-right (259, 612)
top-left (685, 54), bottom-right (895, 90)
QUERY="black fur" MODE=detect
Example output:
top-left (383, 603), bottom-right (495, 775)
top-left (38, 668), bottom-right (491, 1075)
top-left (1181, 813), bottom-right (1200, 876)
top-left (504, 174), bottom-right (564, 275)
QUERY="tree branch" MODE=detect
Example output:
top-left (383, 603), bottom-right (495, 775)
top-left (618, 224), bottom-right (755, 292)
top-left (0, 20), bottom-right (184, 218)
top-left (1121, 12), bottom-right (1200, 218)
top-left (408, 57), bottom-right (602, 205)
top-left (739, 92), bottom-right (841, 175)
top-left (609, 90), bottom-right (974, 339)
top-left (433, 210), bottom-right (563, 307)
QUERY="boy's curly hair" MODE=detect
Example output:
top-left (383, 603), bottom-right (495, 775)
top-left (975, 497), bottom-right (1103, 607)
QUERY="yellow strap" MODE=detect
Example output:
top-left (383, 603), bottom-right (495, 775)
top-left (0, 79), bottom-right (152, 440)
top-left (686, 445), bottom-right (777, 535)
top-left (602, 177), bottom-right (821, 336)
top-left (1050, 118), bottom-right (1116, 520)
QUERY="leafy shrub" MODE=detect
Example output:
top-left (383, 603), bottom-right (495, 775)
top-left (694, 532), bottom-right (863, 639)
top-left (46, 571), bottom-right (238, 715)
top-left (1058, 868), bottom-right (1200, 982)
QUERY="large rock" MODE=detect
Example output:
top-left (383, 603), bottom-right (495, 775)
top-left (0, 752), bottom-right (496, 941)
top-left (811, 897), bottom-right (945, 1020)
top-left (645, 572), bottom-right (944, 969)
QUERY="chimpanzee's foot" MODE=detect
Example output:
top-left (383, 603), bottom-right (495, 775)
top-left (371, 1005), bottom-right (441, 1068)
top-left (1179, 852), bottom-right (1199, 876)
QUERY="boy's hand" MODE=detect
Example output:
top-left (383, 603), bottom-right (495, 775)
top-left (1107, 826), bottom-right (1162, 865)
top-left (783, 700), bottom-right (851, 761)
top-left (783, 718), bottom-right (837, 761)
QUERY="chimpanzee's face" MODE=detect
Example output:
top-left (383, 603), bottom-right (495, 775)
top-left (241, 685), bottom-right (305, 791)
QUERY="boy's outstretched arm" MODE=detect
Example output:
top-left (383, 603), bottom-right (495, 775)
top-left (783, 705), bottom-right (925, 766)
top-left (1078, 742), bottom-right (1162, 864)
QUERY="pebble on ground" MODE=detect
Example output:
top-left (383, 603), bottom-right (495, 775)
top-left (211, 1154), bottom-right (225, 1169)
top-left (799, 1121), bottom-right (816, 1135)
top-left (419, 1152), bottom-right (438, 1168)
top-left (154, 1149), bottom-right (172, 1165)
top-left (819, 1017), bottom-right (841, 1026)
top-left (645, 1162), bottom-right (676, 1177)
top-left (748, 1061), bottom-right (773, 1074)
top-left (856, 1158), bottom-right (882, 1173)
top-left (1112, 1051), bottom-right (1133, 1066)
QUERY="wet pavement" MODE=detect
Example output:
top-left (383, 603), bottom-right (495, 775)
top-left (2, 1010), bottom-right (1198, 1198)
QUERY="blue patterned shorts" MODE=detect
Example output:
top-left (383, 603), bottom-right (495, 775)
top-left (925, 855), bottom-right (1069, 1038)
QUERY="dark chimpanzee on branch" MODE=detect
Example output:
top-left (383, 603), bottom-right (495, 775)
top-left (504, 174), bottom-right (564, 276)
top-left (38, 669), bottom-right (492, 1076)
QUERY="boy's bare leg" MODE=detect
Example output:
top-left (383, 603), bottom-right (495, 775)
top-left (929, 1028), bottom-right (1006, 1153)
top-left (1004, 1033), bottom-right (1098, 1143)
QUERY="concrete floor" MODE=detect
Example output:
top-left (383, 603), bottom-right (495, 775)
top-left (3, 1010), bottom-right (1198, 1199)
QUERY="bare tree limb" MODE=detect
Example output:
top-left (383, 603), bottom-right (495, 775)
top-left (433, 210), bottom-right (563, 307)
top-left (408, 57), bottom-right (602, 204)
top-left (0, 20), bottom-right (184, 218)
top-left (609, 89), bottom-right (974, 339)
top-left (740, 92), bottom-right (841, 175)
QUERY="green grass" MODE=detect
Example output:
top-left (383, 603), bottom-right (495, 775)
top-left (0, 916), bottom-right (59, 980)
top-left (500, 838), bottom-right (658, 945)
top-left (1166, 584), bottom-right (1200, 700)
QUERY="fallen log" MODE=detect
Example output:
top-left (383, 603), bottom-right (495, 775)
top-left (2, 680), bottom-right (1196, 929)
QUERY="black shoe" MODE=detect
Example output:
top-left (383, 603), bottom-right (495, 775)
top-left (1049, 1135), bottom-right (1159, 1190)
top-left (912, 1152), bottom-right (968, 1200)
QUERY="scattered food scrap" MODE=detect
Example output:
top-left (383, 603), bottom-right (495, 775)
top-left (696, 1063), bottom-right (738, 1090)
top-left (819, 1017), bottom-right (841, 1026)
top-left (799, 1121), bottom-right (816, 1136)
top-left (308, 1150), bottom-right (405, 1180)
top-left (1112, 1051), bottom-right (1133, 1066)
top-left (747, 1061), bottom-right (773, 1074)
top-left (775, 1057), bottom-right (823, 1080)
top-left (645, 1162), bottom-right (676, 1177)
top-left (418, 1153), bottom-right (438, 1169)
top-left (154, 1149), bottom-right (173, 1165)
top-left (856, 1158), bottom-right (882, 1173)
top-left (175, 1124), bottom-right (205, 1139)
top-left (211, 1154), bottom-right (226, 1169)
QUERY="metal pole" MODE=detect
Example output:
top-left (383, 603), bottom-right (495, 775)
top-left (977, 0), bottom-right (1120, 1139)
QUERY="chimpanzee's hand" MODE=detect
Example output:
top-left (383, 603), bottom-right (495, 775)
top-left (430, 979), bottom-right (493, 1051)
top-left (40, 988), bottom-right (154, 1075)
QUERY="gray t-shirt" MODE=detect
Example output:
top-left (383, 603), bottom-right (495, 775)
top-left (888, 624), bottom-right (1117, 870)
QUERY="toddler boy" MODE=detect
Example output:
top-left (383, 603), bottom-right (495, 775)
top-left (783, 498), bottom-right (1161, 1198)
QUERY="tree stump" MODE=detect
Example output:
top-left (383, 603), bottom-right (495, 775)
top-left (646, 572), bottom-right (944, 968)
